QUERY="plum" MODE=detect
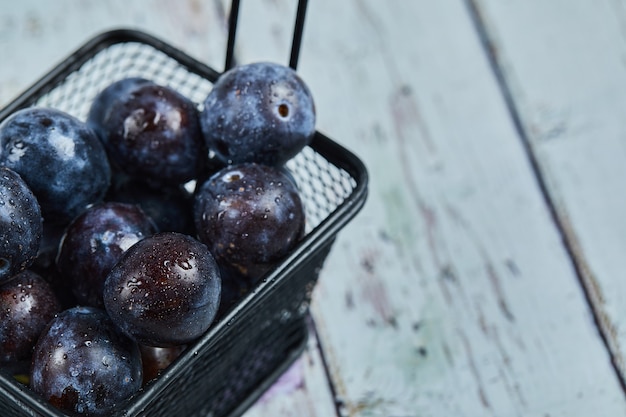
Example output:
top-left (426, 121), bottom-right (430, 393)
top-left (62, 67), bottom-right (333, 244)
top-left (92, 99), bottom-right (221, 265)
top-left (56, 202), bottom-right (157, 308)
top-left (0, 167), bottom-right (43, 283)
top-left (0, 270), bottom-right (61, 364)
top-left (88, 78), bottom-right (207, 186)
top-left (193, 163), bottom-right (305, 283)
top-left (103, 232), bottom-right (221, 347)
top-left (30, 306), bottom-right (142, 416)
top-left (0, 107), bottom-right (111, 224)
top-left (200, 62), bottom-right (315, 166)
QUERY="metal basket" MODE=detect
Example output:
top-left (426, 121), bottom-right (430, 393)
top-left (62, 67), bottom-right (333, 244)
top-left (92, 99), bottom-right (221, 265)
top-left (0, 3), bottom-right (368, 416)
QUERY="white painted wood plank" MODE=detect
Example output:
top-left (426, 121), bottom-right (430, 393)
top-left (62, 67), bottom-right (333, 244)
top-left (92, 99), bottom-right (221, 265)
top-left (0, 0), bottom-right (232, 107)
top-left (0, 1), bottom-right (338, 416)
top-left (232, 0), bottom-right (626, 415)
top-left (474, 0), bottom-right (626, 385)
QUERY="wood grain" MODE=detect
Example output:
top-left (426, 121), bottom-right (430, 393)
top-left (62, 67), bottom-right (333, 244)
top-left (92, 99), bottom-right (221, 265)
top-left (473, 0), bottom-right (626, 389)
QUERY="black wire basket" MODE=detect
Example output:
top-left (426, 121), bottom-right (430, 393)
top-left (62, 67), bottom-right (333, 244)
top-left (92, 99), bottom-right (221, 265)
top-left (0, 2), bottom-right (368, 416)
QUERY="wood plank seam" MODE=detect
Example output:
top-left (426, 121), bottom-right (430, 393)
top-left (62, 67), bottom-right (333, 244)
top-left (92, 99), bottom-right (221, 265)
top-left (463, 0), bottom-right (626, 395)
top-left (308, 314), bottom-right (343, 417)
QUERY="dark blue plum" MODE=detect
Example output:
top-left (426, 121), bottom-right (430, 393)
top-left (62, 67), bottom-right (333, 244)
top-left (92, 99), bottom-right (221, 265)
top-left (56, 202), bottom-right (157, 308)
top-left (0, 167), bottom-right (43, 282)
top-left (215, 264), bottom-right (250, 319)
top-left (0, 107), bottom-right (111, 224)
top-left (30, 306), bottom-right (142, 416)
top-left (87, 78), bottom-right (153, 138)
top-left (88, 78), bottom-right (207, 186)
top-left (31, 221), bottom-right (78, 309)
top-left (106, 175), bottom-right (195, 234)
top-left (139, 344), bottom-right (186, 384)
top-left (103, 232), bottom-right (221, 347)
top-left (193, 163), bottom-right (305, 283)
top-left (200, 62), bottom-right (316, 166)
top-left (0, 270), bottom-right (61, 364)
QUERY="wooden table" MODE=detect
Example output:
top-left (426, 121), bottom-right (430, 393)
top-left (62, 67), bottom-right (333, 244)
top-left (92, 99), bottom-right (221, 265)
top-left (3, 1), bottom-right (626, 416)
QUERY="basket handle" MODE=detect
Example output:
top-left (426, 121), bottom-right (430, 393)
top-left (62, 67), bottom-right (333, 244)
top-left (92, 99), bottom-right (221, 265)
top-left (224, 0), bottom-right (309, 72)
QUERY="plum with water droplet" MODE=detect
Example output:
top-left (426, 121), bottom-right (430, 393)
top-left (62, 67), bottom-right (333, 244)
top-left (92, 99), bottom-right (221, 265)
top-left (0, 107), bottom-right (111, 224)
top-left (200, 62), bottom-right (316, 166)
top-left (56, 202), bottom-right (157, 308)
top-left (215, 264), bottom-right (251, 319)
top-left (106, 174), bottom-right (195, 234)
top-left (139, 343), bottom-right (186, 384)
top-left (103, 232), bottom-right (221, 347)
top-left (30, 306), bottom-right (142, 416)
top-left (193, 163), bottom-right (305, 283)
top-left (30, 221), bottom-right (79, 309)
top-left (0, 167), bottom-right (43, 283)
top-left (88, 78), bottom-right (207, 186)
top-left (0, 270), bottom-right (61, 365)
